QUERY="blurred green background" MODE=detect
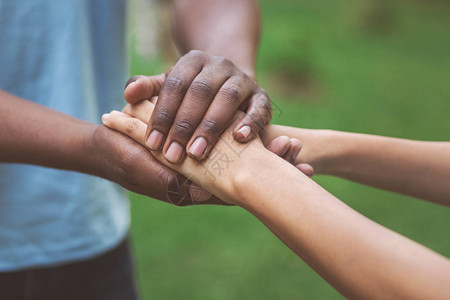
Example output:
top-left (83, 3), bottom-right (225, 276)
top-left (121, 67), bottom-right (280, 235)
top-left (129, 0), bottom-right (450, 298)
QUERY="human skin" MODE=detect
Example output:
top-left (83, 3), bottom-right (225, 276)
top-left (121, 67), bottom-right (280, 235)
top-left (125, 0), bottom-right (273, 165)
top-left (263, 126), bottom-right (450, 206)
top-left (0, 0), bottom-right (270, 205)
top-left (0, 90), bottom-right (302, 206)
top-left (103, 101), bottom-right (450, 299)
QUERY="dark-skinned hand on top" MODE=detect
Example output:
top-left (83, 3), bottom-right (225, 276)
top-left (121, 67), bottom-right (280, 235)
top-left (124, 50), bottom-right (272, 164)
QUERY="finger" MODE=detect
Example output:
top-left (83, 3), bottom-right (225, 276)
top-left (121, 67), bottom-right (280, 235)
top-left (122, 100), bottom-right (155, 122)
top-left (288, 138), bottom-right (303, 164)
top-left (233, 89), bottom-right (272, 143)
top-left (102, 110), bottom-right (225, 205)
top-left (150, 96), bottom-right (158, 104)
top-left (296, 163), bottom-right (314, 177)
top-left (280, 138), bottom-right (302, 164)
top-left (124, 74), bottom-right (166, 104)
top-left (145, 61), bottom-right (203, 151)
top-left (163, 68), bottom-right (230, 163)
top-left (102, 111), bottom-right (147, 146)
top-left (186, 75), bottom-right (253, 161)
top-left (265, 136), bottom-right (291, 157)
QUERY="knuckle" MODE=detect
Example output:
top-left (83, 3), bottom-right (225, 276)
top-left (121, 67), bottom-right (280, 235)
top-left (190, 80), bottom-right (215, 99)
top-left (188, 49), bottom-right (202, 56)
top-left (201, 119), bottom-right (221, 135)
top-left (122, 104), bottom-right (132, 115)
top-left (163, 76), bottom-right (186, 94)
top-left (241, 72), bottom-right (250, 81)
top-left (186, 49), bottom-right (205, 60)
top-left (153, 110), bottom-right (172, 126)
top-left (256, 91), bottom-right (273, 123)
top-left (217, 56), bottom-right (232, 68)
top-left (124, 119), bottom-right (140, 135)
top-left (172, 120), bottom-right (195, 137)
top-left (231, 75), bottom-right (245, 87)
top-left (245, 112), bottom-right (261, 128)
top-left (219, 86), bottom-right (242, 105)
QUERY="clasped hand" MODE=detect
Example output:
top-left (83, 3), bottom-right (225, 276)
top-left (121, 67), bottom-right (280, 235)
top-left (101, 51), bottom-right (310, 205)
top-left (102, 100), bottom-right (306, 205)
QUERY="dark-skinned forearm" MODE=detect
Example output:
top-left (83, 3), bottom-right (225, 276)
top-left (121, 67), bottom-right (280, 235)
top-left (0, 90), bottom-right (104, 177)
top-left (171, 0), bottom-right (261, 78)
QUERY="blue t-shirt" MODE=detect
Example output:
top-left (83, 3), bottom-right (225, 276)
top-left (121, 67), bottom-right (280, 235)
top-left (0, 0), bottom-right (131, 271)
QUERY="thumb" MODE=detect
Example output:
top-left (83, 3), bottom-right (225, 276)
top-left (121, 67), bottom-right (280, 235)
top-left (124, 73), bottom-right (166, 104)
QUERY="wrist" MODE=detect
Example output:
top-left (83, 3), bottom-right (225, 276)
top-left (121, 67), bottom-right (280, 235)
top-left (303, 129), bottom-right (342, 175)
top-left (85, 124), bottom-right (116, 180)
top-left (226, 147), bottom-right (278, 207)
top-left (192, 139), bottom-right (269, 205)
top-left (311, 130), bottom-right (352, 176)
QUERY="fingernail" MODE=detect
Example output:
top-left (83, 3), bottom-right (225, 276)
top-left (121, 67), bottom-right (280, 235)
top-left (292, 145), bottom-right (302, 163)
top-left (237, 125), bottom-right (251, 140)
top-left (188, 137), bottom-right (207, 158)
top-left (146, 130), bottom-right (164, 150)
top-left (280, 145), bottom-right (289, 158)
top-left (101, 113), bottom-right (110, 122)
top-left (126, 81), bottom-right (137, 90)
top-left (124, 76), bottom-right (140, 90)
top-left (165, 142), bottom-right (184, 163)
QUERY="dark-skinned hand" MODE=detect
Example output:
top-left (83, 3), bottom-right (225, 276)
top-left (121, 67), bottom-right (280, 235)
top-left (124, 50), bottom-right (272, 164)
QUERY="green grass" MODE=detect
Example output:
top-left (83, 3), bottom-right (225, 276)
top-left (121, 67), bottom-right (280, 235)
top-left (129, 0), bottom-right (450, 298)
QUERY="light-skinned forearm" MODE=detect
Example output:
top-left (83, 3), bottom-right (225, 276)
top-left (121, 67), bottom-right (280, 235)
top-left (263, 125), bottom-right (450, 206)
top-left (0, 90), bottom-right (103, 177)
top-left (171, 0), bottom-right (261, 78)
top-left (101, 104), bottom-right (450, 299)
top-left (229, 150), bottom-right (450, 300)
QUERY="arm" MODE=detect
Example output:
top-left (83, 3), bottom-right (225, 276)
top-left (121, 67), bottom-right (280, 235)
top-left (0, 89), bottom-right (206, 204)
top-left (171, 0), bottom-right (260, 78)
top-left (103, 104), bottom-right (450, 300)
top-left (0, 90), bottom-right (295, 206)
top-left (234, 152), bottom-right (450, 300)
top-left (262, 125), bottom-right (450, 206)
top-left (0, 90), bottom-right (98, 172)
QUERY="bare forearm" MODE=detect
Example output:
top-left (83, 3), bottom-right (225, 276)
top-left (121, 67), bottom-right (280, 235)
top-left (263, 125), bottom-right (450, 205)
top-left (324, 132), bottom-right (450, 205)
top-left (101, 102), bottom-right (450, 298)
top-left (0, 90), bottom-right (102, 176)
top-left (232, 152), bottom-right (450, 299)
top-left (171, 0), bottom-right (261, 77)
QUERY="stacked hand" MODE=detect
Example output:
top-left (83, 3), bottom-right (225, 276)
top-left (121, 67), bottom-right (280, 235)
top-left (102, 99), bottom-right (311, 205)
top-left (100, 51), bottom-right (311, 205)
top-left (124, 51), bottom-right (272, 163)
